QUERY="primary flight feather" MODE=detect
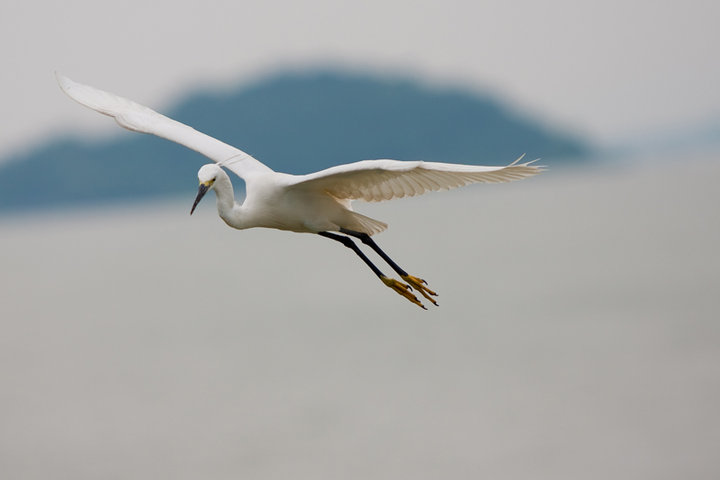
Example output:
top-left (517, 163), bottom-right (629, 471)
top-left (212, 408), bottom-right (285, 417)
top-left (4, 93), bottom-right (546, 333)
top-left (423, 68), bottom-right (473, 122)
top-left (57, 73), bottom-right (542, 309)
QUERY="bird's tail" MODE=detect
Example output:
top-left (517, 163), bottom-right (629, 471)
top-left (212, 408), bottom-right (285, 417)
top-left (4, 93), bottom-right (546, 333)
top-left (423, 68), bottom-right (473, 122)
top-left (346, 211), bottom-right (388, 236)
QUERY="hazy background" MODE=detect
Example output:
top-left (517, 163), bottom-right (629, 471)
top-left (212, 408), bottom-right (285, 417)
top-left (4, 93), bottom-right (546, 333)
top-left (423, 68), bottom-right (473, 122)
top-left (2, 0), bottom-right (719, 158)
top-left (1, 0), bottom-right (719, 478)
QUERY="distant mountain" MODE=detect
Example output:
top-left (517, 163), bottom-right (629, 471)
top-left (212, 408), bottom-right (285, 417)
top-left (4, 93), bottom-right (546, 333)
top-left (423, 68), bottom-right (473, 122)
top-left (0, 70), bottom-right (589, 213)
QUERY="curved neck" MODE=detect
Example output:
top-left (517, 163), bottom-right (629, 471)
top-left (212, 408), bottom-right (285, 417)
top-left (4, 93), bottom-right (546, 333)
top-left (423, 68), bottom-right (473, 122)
top-left (212, 170), bottom-right (251, 229)
top-left (213, 170), bottom-right (237, 219)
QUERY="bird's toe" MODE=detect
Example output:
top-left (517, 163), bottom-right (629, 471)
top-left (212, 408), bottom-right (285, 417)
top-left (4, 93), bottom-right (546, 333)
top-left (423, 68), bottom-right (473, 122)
top-left (401, 274), bottom-right (439, 306)
top-left (381, 276), bottom-right (427, 309)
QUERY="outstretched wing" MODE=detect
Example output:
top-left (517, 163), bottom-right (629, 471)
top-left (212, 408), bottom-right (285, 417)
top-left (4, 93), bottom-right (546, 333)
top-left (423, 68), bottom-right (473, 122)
top-left (285, 155), bottom-right (543, 202)
top-left (55, 73), bottom-right (272, 180)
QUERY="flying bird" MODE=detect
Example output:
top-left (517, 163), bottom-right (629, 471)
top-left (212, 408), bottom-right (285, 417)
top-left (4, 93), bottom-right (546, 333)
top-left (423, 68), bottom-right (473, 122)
top-left (56, 73), bottom-right (542, 309)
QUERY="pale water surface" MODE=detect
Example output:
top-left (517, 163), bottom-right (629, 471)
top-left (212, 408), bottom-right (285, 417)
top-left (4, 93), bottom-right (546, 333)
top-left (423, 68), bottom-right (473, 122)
top-left (1, 156), bottom-right (719, 478)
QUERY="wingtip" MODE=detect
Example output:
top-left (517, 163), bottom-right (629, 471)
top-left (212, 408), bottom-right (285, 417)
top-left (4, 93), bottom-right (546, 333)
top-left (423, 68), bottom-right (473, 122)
top-left (508, 153), bottom-right (526, 166)
top-left (525, 158), bottom-right (545, 167)
top-left (55, 71), bottom-right (74, 94)
top-left (511, 154), bottom-right (547, 172)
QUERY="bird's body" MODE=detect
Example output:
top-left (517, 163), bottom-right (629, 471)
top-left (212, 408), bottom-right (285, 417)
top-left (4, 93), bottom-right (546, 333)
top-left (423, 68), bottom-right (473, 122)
top-left (205, 166), bottom-right (384, 234)
top-left (57, 73), bottom-right (543, 308)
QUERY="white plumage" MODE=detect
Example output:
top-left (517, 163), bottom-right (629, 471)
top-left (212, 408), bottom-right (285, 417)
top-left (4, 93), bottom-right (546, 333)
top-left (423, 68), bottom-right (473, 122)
top-left (56, 73), bottom-right (543, 308)
top-left (289, 156), bottom-right (540, 202)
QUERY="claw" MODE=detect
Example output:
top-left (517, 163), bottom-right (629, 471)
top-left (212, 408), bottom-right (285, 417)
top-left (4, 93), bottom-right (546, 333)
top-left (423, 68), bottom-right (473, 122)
top-left (401, 274), bottom-right (439, 306)
top-left (381, 276), bottom-right (427, 309)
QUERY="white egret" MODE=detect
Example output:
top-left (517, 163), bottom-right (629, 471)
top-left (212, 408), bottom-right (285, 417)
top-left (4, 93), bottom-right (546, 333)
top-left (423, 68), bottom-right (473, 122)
top-left (56, 73), bottom-right (542, 309)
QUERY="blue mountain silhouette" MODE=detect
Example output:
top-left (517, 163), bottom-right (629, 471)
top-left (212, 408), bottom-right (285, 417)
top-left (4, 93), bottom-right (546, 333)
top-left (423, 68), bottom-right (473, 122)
top-left (0, 71), bottom-right (588, 213)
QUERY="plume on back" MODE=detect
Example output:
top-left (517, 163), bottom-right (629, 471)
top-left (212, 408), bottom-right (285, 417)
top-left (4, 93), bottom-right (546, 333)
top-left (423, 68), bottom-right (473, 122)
top-left (287, 155), bottom-right (543, 202)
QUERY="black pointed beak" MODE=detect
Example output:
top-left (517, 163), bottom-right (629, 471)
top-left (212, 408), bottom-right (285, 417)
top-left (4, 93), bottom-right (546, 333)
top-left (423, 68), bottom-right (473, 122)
top-left (190, 183), bottom-right (209, 215)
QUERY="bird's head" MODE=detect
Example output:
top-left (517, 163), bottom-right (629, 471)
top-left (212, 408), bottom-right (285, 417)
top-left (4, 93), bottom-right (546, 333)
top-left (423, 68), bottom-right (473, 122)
top-left (190, 164), bottom-right (222, 215)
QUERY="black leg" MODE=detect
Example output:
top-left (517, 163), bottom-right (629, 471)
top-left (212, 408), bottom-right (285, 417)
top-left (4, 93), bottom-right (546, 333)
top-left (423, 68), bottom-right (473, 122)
top-left (339, 228), bottom-right (439, 306)
top-left (318, 231), bottom-right (384, 278)
top-left (318, 231), bottom-right (426, 309)
top-left (340, 228), bottom-right (408, 277)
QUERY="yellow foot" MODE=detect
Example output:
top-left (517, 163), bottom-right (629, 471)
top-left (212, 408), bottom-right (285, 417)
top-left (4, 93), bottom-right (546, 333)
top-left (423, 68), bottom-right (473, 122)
top-left (401, 274), bottom-right (439, 306)
top-left (381, 276), bottom-right (427, 309)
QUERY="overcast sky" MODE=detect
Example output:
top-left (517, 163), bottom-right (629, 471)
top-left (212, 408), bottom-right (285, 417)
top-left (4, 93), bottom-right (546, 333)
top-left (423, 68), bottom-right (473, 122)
top-left (1, 0), bottom-right (718, 159)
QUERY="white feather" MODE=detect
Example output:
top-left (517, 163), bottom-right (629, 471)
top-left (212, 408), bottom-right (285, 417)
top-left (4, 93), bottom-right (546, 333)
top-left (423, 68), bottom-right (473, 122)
top-left (285, 155), bottom-right (541, 202)
top-left (55, 73), bottom-right (271, 180)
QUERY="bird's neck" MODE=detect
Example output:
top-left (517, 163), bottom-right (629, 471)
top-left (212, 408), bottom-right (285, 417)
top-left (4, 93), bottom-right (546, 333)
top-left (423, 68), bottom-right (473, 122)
top-left (213, 173), bottom-right (249, 229)
top-left (213, 173), bottom-right (235, 212)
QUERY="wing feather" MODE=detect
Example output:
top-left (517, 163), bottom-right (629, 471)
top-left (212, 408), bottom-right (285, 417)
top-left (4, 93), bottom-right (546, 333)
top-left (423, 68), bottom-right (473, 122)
top-left (285, 156), bottom-right (543, 202)
top-left (56, 73), bottom-right (272, 180)
top-left (57, 74), bottom-right (543, 198)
